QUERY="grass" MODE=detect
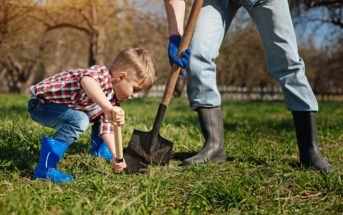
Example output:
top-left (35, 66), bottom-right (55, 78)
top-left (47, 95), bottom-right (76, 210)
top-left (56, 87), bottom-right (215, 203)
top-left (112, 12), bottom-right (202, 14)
top-left (0, 94), bottom-right (342, 214)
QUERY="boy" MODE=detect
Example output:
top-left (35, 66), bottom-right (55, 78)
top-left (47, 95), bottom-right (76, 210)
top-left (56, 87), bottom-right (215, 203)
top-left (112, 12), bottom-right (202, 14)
top-left (28, 48), bottom-right (155, 183)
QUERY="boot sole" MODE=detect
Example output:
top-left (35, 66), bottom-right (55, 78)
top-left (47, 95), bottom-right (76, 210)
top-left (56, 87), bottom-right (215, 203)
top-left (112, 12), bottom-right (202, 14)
top-left (182, 150), bottom-right (227, 166)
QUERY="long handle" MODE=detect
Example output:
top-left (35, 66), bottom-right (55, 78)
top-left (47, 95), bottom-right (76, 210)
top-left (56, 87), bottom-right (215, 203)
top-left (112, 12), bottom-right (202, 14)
top-left (150, 0), bottom-right (204, 137)
top-left (161, 0), bottom-right (204, 106)
top-left (113, 110), bottom-right (123, 162)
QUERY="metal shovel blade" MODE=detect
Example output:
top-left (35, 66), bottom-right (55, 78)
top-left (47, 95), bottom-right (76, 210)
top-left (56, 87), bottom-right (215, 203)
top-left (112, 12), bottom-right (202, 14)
top-left (123, 129), bottom-right (174, 174)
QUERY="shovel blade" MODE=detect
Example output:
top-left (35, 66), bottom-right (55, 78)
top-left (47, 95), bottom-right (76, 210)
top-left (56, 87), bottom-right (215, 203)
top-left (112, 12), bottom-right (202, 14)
top-left (123, 129), bottom-right (174, 173)
top-left (123, 147), bottom-right (148, 174)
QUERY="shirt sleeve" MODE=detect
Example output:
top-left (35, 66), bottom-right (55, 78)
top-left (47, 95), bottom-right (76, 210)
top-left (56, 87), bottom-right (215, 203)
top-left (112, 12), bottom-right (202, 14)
top-left (98, 114), bottom-right (114, 135)
top-left (78, 66), bottom-right (107, 86)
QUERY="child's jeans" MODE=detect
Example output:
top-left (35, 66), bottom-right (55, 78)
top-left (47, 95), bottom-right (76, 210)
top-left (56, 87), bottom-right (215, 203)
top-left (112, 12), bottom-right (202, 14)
top-left (187, 0), bottom-right (318, 111)
top-left (28, 98), bottom-right (89, 145)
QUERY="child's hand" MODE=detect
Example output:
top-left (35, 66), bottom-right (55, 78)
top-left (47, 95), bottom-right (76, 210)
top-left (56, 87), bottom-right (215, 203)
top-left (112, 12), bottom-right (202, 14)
top-left (104, 106), bottom-right (125, 126)
top-left (112, 158), bottom-right (127, 174)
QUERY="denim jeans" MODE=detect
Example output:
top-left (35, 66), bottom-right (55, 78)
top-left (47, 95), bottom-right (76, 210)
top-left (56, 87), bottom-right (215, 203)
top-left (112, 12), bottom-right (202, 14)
top-left (28, 98), bottom-right (90, 145)
top-left (187, 0), bottom-right (318, 111)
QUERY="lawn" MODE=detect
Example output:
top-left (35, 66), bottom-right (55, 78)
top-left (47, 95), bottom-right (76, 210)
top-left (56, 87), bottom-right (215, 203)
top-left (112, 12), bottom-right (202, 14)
top-left (0, 94), bottom-right (342, 214)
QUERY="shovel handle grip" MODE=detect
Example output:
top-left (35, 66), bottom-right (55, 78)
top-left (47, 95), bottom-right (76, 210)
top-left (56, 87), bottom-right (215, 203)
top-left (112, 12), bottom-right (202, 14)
top-left (162, 0), bottom-right (204, 106)
top-left (113, 110), bottom-right (123, 161)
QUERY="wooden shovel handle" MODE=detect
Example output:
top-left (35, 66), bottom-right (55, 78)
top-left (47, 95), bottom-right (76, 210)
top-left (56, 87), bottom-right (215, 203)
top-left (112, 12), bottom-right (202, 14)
top-left (161, 0), bottom-right (204, 106)
top-left (113, 110), bottom-right (123, 161)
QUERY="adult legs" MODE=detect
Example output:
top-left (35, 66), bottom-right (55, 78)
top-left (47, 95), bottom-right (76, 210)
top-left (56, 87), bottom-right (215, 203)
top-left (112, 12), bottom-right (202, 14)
top-left (183, 0), bottom-right (239, 165)
top-left (248, 0), bottom-right (332, 172)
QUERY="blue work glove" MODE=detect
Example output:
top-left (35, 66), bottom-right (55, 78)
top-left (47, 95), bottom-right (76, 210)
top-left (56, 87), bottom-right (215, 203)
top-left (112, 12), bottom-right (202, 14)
top-left (168, 35), bottom-right (191, 69)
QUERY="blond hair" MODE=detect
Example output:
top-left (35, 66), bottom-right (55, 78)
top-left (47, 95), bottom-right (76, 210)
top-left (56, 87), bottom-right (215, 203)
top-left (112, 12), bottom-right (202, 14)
top-left (110, 48), bottom-right (155, 90)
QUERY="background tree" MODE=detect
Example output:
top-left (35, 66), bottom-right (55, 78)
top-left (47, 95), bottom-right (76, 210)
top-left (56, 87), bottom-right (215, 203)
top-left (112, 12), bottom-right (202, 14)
top-left (290, 0), bottom-right (343, 28)
top-left (0, 0), bottom-right (48, 93)
top-left (31, 0), bottom-right (136, 67)
top-left (0, 0), bottom-right (140, 93)
top-left (290, 0), bottom-right (343, 95)
top-left (0, 0), bottom-right (342, 98)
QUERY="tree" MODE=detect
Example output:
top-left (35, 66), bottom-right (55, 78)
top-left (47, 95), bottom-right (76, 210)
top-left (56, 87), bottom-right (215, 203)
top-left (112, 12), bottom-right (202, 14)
top-left (290, 0), bottom-right (343, 28)
top-left (0, 0), bottom-right (33, 46)
top-left (31, 0), bottom-right (135, 66)
top-left (0, 0), bottom-right (49, 93)
top-left (290, 0), bottom-right (343, 95)
top-left (0, 0), bottom-right (139, 93)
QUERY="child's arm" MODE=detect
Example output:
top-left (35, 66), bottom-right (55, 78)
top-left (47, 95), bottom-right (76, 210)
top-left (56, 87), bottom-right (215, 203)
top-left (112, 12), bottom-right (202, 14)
top-left (102, 133), bottom-right (127, 173)
top-left (81, 76), bottom-right (124, 125)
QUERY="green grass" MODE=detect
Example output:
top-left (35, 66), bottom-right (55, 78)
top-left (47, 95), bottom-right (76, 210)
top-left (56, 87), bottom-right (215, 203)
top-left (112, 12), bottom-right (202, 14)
top-left (0, 94), bottom-right (342, 214)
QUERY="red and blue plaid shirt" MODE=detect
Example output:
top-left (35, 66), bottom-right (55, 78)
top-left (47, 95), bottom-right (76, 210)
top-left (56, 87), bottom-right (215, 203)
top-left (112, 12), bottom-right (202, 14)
top-left (30, 65), bottom-right (119, 135)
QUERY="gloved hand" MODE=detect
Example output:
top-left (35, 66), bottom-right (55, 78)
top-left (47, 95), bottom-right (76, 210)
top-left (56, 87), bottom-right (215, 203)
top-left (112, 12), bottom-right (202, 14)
top-left (168, 35), bottom-right (191, 69)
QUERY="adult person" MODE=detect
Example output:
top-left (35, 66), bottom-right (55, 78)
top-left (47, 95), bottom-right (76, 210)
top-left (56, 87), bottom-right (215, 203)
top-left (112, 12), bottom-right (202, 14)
top-left (164, 0), bottom-right (333, 172)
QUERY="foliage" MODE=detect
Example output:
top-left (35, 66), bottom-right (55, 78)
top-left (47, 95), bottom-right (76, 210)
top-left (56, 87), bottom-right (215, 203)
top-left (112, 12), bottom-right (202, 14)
top-left (0, 94), bottom-right (343, 214)
top-left (0, 0), bottom-right (169, 93)
top-left (0, 0), bottom-right (343, 96)
top-left (298, 38), bottom-right (343, 94)
top-left (290, 0), bottom-right (343, 28)
top-left (0, 0), bottom-right (46, 93)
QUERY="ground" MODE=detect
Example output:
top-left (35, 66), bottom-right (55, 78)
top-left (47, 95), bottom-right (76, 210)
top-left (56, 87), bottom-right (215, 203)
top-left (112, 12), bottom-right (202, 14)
top-left (0, 94), bottom-right (342, 214)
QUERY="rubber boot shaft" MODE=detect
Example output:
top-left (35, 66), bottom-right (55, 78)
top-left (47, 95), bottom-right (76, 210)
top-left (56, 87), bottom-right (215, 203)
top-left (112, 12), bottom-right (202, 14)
top-left (89, 122), bottom-right (113, 160)
top-left (183, 106), bottom-right (226, 165)
top-left (292, 111), bottom-right (333, 173)
top-left (34, 137), bottom-right (73, 183)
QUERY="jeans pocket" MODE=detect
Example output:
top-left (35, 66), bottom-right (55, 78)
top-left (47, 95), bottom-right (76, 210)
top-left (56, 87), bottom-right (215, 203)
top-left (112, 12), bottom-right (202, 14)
top-left (251, 0), bottom-right (271, 8)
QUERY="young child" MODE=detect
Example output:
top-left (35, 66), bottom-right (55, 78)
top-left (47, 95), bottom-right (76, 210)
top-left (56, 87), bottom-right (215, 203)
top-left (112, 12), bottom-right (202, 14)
top-left (28, 48), bottom-right (155, 183)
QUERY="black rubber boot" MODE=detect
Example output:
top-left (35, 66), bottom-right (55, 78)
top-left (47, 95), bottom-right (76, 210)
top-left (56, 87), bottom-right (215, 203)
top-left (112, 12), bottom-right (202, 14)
top-left (292, 111), bottom-right (333, 173)
top-left (182, 106), bottom-right (227, 165)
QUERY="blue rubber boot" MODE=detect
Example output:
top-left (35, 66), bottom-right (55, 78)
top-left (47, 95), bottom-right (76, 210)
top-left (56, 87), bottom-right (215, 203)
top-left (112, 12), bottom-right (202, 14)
top-left (89, 124), bottom-right (113, 160)
top-left (34, 137), bottom-right (73, 184)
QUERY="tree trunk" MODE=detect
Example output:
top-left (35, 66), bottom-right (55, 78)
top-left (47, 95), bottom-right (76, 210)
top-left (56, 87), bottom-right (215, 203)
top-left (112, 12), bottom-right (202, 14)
top-left (88, 39), bottom-right (97, 66)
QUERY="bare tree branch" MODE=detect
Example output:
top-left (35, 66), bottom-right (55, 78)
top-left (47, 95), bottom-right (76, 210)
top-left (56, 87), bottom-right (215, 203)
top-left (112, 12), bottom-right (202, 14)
top-left (45, 23), bottom-right (91, 36)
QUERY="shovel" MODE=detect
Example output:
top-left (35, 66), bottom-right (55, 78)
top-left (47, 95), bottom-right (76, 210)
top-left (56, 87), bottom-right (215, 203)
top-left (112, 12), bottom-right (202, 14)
top-left (123, 0), bottom-right (204, 174)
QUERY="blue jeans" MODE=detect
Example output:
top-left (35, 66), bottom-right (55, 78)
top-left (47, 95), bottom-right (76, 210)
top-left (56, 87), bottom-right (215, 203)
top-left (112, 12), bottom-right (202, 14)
top-left (28, 98), bottom-right (90, 145)
top-left (187, 0), bottom-right (318, 111)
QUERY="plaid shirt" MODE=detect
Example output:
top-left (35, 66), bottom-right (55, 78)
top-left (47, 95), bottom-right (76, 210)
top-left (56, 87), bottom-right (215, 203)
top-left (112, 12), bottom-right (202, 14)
top-left (30, 65), bottom-right (119, 135)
